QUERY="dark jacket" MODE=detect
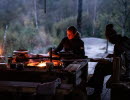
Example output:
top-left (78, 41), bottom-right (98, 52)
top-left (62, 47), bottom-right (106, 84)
top-left (112, 35), bottom-right (130, 57)
top-left (54, 37), bottom-right (85, 57)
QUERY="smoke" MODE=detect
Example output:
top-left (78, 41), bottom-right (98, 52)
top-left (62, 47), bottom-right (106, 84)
top-left (30, 26), bottom-right (53, 54)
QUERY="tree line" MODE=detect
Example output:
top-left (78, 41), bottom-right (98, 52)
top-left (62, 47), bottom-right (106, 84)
top-left (0, 0), bottom-right (130, 56)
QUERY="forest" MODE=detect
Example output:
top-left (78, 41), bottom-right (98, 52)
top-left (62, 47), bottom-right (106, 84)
top-left (0, 0), bottom-right (130, 56)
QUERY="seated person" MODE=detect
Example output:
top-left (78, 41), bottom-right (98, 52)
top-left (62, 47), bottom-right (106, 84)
top-left (87, 24), bottom-right (130, 100)
top-left (52, 26), bottom-right (85, 58)
top-left (106, 24), bottom-right (130, 81)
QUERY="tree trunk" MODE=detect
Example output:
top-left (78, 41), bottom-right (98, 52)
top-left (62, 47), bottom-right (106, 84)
top-left (34, 0), bottom-right (38, 29)
top-left (122, 24), bottom-right (125, 36)
top-left (117, 0), bottom-right (129, 36)
top-left (44, 0), bottom-right (46, 13)
top-left (121, 1), bottom-right (127, 36)
top-left (105, 17), bottom-right (111, 53)
top-left (92, 0), bottom-right (97, 35)
top-left (77, 0), bottom-right (83, 33)
top-left (2, 24), bottom-right (8, 55)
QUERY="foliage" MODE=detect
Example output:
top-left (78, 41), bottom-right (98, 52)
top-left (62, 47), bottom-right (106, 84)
top-left (0, 0), bottom-right (130, 56)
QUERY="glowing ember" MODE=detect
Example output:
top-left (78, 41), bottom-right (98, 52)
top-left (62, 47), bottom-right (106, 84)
top-left (37, 62), bottom-right (46, 68)
top-left (27, 62), bottom-right (39, 66)
top-left (27, 59), bottom-right (63, 68)
top-left (52, 60), bottom-right (63, 66)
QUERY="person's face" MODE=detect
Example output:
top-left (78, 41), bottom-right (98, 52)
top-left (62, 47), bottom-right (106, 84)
top-left (67, 30), bottom-right (75, 40)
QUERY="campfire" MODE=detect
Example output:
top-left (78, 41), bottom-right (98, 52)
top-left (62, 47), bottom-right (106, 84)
top-left (27, 60), bottom-right (63, 68)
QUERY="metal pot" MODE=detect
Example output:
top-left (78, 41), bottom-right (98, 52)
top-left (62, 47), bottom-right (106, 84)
top-left (13, 50), bottom-right (29, 63)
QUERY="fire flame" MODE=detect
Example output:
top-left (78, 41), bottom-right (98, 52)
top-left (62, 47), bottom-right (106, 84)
top-left (27, 62), bottom-right (39, 66)
top-left (0, 47), bottom-right (3, 55)
top-left (37, 62), bottom-right (46, 68)
top-left (27, 60), bottom-right (63, 68)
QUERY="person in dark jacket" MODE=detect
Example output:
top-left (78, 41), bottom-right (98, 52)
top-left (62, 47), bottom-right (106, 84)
top-left (87, 24), bottom-right (130, 100)
top-left (106, 24), bottom-right (130, 80)
top-left (53, 26), bottom-right (85, 58)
